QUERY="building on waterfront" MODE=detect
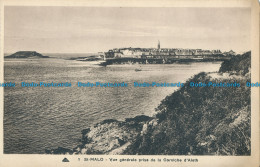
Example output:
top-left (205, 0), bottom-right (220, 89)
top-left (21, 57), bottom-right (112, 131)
top-left (104, 41), bottom-right (230, 60)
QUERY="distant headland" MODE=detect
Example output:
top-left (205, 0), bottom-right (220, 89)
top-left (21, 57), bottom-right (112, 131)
top-left (5, 51), bottom-right (49, 58)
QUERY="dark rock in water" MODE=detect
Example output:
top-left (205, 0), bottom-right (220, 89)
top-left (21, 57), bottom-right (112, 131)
top-left (81, 128), bottom-right (91, 136)
top-left (97, 119), bottom-right (119, 126)
top-left (5, 51), bottom-right (49, 58)
top-left (125, 115), bottom-right (152, 123)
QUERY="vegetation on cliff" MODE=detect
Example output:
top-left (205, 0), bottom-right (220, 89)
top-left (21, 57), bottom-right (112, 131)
top-left (219, 51), bottom-right (251, 75)
top-left (124, 52), bottom-right (251, 155)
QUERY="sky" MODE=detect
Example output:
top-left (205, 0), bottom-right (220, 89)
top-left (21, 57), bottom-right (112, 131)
top-left (4, 7), bottom-right (251, 53)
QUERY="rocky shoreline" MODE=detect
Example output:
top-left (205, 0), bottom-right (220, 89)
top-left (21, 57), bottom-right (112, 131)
top-left (100, 57), bottom-right (231, 66)
top-left (47, 51), bottom-right (251, 155)
top-left (46, 115), bottom-right (153, 154)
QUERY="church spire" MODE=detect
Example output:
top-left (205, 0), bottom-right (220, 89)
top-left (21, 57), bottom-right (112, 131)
top-left (158, 40), bottom-right (160, 50)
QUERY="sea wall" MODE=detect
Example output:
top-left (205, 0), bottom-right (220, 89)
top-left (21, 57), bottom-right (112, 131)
top-left (47, 52), bottom-right (251, 155)
top-left (101, 57), bottom-right (231, 66)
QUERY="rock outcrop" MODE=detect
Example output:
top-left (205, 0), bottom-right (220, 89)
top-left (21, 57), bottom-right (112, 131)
top-left (5, 51), bottom-right (49, 58)
top-left (46, 115), bottom-right (152, 154)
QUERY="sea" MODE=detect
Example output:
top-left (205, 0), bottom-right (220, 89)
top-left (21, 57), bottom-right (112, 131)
top-left (4, 53), bottom-right (222, 154)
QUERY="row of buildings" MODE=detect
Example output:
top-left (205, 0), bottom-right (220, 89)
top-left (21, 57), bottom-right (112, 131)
top-left (103, 41), bottom-right (236, 59)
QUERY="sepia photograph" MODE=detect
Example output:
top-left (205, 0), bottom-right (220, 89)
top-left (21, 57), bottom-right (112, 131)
top-left (0, 0), bottom-right (259, 167)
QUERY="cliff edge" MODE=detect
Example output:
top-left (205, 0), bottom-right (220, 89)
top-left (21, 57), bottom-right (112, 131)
top-left (125, 51), bottom-right (251, 155)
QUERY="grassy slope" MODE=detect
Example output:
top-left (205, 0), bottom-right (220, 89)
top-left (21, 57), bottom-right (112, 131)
top-left (125, 52), bottom-right (251, 155)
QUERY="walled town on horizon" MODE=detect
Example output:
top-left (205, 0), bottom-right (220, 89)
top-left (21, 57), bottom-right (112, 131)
top-left (102, 40), bottom-right (236, 60)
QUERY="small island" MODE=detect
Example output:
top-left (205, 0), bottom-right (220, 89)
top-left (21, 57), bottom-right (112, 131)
top-left (5, 51), bottom-right (49, 58)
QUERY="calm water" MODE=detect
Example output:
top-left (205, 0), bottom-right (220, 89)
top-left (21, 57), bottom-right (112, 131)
top-left (4, 57), bottom-right (221, 154)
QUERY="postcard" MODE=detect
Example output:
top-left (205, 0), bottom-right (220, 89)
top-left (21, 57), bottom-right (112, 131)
top-left (0, 0), bottom-right (259, 167)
